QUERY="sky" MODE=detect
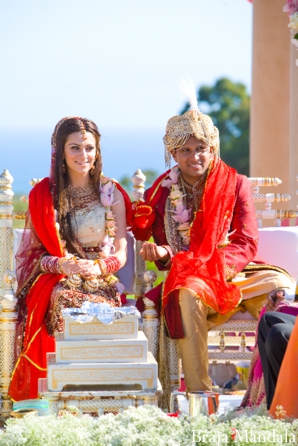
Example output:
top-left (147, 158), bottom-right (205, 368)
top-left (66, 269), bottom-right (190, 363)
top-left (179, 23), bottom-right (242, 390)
top-left (0, 0), bottom-right (253, 191)
top-left (0, 0), bottom-right (252, 131)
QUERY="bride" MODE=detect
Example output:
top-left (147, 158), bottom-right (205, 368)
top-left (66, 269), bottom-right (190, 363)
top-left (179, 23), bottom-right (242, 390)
top-left (9, 116), bottom-right (131, 401)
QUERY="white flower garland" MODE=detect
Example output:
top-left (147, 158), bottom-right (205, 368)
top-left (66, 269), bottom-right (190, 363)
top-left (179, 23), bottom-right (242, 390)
top-left (161, 166), bottom-right (235, 249)
top-left (99, 176), bottom-right (125, 294)
top-left (161, 166), bottom-right (192, 245)
top-left (99, 176), bottom-right (117, 257)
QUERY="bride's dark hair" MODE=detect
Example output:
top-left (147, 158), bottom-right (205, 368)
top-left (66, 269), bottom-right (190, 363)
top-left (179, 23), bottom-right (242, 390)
top-left (51, 117), bottom-right (102, 255)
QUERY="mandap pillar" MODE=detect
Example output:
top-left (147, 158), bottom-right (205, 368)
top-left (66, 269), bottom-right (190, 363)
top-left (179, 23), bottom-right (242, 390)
top-left (289, 34), bottom-right (298, 211)
top-left (250, 0), bottom-right (298, 212)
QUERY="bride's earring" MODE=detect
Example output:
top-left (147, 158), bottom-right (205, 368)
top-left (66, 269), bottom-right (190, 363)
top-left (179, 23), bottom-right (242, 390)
top-left (62, 159), bottom-right (66, 173)
top-left (90, 157), bottom-right (97, 176)
top-left (90, 164), bottom-right (95, 176)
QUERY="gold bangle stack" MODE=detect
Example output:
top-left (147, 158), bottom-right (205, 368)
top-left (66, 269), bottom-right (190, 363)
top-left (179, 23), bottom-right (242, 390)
top-left (94, 258), bottom-right (108, 276)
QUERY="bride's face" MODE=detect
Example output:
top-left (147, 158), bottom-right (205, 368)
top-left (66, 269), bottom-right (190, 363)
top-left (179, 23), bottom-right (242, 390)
top-left (64, 131), bottom-right (96, 179)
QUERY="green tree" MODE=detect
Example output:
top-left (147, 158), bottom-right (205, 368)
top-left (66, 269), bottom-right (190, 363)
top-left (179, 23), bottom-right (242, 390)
top-left (181, 78), bottom-right (250, 175)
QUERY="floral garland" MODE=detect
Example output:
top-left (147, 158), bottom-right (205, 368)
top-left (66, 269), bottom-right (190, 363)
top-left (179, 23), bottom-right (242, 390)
top-left (283, 0), bottom-right (298, 65)
top-left (161, 165), bottom-right (235, 249)
top-left (161, 166), bottom-right (191, 245)
top-left (98, 176), bottom-right (124, 293)
top-left (99, 175), bottom-right (117, 257)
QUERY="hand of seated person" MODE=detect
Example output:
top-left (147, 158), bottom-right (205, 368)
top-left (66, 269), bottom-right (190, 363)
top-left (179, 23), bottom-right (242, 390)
top-left (60, 258), bottom-right (101, 279)
top-left (140, 242), bottom-right (169, 264)
top-left (266, 289), bottom-right (285, 311)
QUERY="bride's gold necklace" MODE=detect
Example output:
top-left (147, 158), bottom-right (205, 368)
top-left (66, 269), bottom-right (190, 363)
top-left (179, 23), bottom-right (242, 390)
top-left (67, 182), bottom-right (98, 210)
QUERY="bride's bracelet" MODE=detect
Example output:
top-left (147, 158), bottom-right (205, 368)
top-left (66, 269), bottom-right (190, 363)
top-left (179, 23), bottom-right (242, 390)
top-left (41, 255), bottom-right (65, 275)
top-left (94, 256), bottom-right (121, 275)
top-left (104, 256), bottom-right (121, 274)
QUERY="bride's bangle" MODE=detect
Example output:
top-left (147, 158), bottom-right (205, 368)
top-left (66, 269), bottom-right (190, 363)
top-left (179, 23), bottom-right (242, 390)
top-left (94, 258), bottom-right (107, 276)
top-left (94, 256), bottom-right (121, 275)
top-left (41, 255), bottom-right (65, 275)
top-left (104, 256), bottom-right (121, 274)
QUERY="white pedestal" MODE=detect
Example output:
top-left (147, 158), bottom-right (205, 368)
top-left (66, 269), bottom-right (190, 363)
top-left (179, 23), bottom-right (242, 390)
top-left (55, 330), bottom-right (148, 363)
top-left (47, 351), bottom-right (158, 391)
top-left (63, 315), bottom-right (139, 340)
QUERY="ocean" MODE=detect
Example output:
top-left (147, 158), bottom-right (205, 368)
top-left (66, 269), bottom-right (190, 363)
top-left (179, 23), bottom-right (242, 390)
top-left (0, 128), bottom-right (166, 194)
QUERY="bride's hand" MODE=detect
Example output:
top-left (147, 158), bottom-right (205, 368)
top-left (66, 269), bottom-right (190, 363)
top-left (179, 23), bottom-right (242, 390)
top-left (73, 259), bottom-right (101, 278)
top-left (59, 258), bottom-right (81, 276)
top-left (60, 258), bottom-right (101, 278)
top-left (266, 289), bottom-right (285, 311)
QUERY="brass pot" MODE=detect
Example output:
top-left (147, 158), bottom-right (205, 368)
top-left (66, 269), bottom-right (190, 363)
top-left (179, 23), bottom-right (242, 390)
top-left (170, 390), bottom-right (219, 416)
top-left (188, 391), bottom-right (219, 416)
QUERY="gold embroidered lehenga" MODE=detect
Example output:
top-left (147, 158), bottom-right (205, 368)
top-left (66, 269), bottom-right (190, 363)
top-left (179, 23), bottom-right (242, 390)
top-left (45, 182), bottom-right (122, 335)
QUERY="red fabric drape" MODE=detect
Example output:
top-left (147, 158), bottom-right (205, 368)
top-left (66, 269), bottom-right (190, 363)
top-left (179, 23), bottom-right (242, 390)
top-left (137, 161), bottom-right (242, 338)
top-left (162, 161), bottom-right (241, 315)
top-left (130, 169), bottom-right (171, 241)
top-left (115, 181), bottom-right (133, 228)
top-left (9, 178), bottom-right (64, 401)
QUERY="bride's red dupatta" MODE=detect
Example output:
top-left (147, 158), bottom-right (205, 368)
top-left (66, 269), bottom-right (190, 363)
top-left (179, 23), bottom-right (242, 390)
top-left (9, 178), bottom-right (64, 401)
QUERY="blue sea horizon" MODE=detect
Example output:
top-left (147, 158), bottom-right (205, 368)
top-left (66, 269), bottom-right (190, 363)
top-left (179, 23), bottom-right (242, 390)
top-left (0, 127), bottom-right (166, 194)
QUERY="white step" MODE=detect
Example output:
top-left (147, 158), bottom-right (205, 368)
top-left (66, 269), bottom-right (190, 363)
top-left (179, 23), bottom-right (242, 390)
top-left (63, 315), bottom-right (139, 340)
top-left (55, 331), bottom-right (148, 363)
top-left (38, 378), bottom-right (163, 416)
top-left (47, 352), bottom-right (158, 392)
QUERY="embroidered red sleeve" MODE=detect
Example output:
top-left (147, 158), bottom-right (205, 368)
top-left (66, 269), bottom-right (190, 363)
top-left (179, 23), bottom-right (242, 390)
top-left (223, 175), bottom-right (260, 277)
